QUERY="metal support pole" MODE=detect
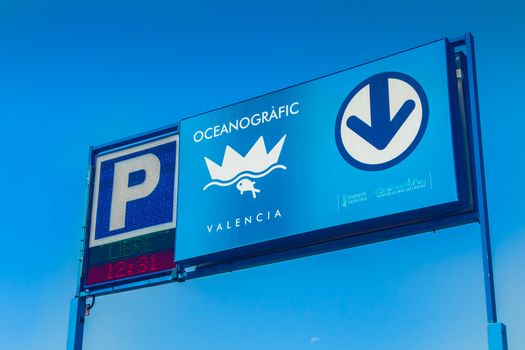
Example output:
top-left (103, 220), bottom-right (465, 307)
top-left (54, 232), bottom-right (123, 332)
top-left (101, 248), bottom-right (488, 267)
top-left (488, 323), bottom-right (508, 350)
top-left (464, 33), bottom-right (508, 350)
top-left (66, 297), bottom-right (86, 350)
top-left (66, 147), bottom-right (94, 350)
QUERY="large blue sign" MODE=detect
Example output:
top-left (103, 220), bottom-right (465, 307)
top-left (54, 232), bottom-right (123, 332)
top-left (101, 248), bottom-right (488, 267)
top-left (89, 135), bottom-right (179, 247)
top-left (175, 39), bottom-right (470, 265)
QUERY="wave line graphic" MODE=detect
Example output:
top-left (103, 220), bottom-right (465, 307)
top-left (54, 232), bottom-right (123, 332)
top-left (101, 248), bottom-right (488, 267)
top-left (203, 164), bottom-right (287, 191)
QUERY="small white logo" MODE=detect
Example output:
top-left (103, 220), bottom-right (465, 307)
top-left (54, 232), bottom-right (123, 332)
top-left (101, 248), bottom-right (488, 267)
top-left (203, 135), bottom-right (287, 198)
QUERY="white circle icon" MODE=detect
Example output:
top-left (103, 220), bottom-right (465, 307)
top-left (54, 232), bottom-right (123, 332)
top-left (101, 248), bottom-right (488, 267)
top-left (335, 72), bottom-right (429, 171)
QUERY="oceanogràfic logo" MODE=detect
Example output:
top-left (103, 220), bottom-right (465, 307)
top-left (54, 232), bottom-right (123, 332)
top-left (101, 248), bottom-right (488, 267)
top-left (202, 135), bottom-right (287, 198)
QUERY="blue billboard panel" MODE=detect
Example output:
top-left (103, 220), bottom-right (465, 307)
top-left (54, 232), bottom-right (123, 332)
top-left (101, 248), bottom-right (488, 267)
top-left (175, 39), bottom-right (471, 265)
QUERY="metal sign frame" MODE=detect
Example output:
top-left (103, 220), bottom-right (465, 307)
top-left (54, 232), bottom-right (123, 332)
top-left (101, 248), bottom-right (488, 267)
top-left (67, 33), bottom-right (507, 350)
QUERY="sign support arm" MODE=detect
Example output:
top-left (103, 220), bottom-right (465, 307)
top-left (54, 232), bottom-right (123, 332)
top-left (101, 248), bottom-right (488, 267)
top-left (464, 33), bottom-right (508, 350)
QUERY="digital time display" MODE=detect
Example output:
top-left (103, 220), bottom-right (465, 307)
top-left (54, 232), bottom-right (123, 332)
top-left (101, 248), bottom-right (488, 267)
top-left (85, 229), bottom-right (175, 287)
top-left (86, 251), bottom-right (174, 285)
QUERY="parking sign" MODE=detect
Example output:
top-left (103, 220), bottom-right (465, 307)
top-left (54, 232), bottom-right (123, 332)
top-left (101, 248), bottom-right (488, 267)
top-left (85, 134), bottom-right (179, 287)
top-left (90, 135), bottom-right (179, 247)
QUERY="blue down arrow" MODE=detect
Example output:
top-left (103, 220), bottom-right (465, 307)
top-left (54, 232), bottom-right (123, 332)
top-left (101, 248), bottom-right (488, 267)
top-left (346, 77), bottom-right (415, 150)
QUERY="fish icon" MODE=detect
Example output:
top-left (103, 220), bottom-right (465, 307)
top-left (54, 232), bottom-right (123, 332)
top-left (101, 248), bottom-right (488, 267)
top-left (236, 178), bottom-right (261, 199)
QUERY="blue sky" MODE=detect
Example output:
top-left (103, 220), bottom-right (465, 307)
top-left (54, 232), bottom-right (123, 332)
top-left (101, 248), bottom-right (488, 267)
top-left (0, 0), bottom-right (524, 349)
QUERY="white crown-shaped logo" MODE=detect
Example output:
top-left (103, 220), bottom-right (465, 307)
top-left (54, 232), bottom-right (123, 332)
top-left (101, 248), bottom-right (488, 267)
top-left (204, 135), bottom-right (286, 182)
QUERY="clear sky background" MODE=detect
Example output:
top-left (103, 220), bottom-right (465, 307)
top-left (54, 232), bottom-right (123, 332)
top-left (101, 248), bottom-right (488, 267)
top-left (0, 1), bottom-right (524, 349)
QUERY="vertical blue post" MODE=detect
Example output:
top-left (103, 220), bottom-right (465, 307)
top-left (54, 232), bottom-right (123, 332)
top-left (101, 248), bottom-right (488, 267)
top-left (464, 33), bottom-right (508, 350)
top-left (67, 297), bottom-right (86, 350)
top-left (67, 146), bottom-right (95, 350)
top-left (488, 323), bottom-right (508, 350)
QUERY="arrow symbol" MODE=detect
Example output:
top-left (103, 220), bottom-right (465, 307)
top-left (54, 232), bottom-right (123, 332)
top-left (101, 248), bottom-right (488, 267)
top-left (345, 77), bottom-right (416, 150)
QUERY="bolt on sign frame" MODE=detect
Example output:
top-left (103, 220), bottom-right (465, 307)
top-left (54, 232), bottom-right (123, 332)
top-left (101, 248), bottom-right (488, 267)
top-left (67, 34), bottom-right (507, 350)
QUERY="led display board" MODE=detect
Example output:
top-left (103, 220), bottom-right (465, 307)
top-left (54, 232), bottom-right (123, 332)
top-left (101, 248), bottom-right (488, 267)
top-left (175, 39), bottom-right (473, 268)
top-left (84, 135), bottom-right (179, 287)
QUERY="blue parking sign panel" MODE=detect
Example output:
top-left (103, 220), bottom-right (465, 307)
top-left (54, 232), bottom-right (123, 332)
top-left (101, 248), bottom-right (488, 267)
top-left (89, 135), bottom-right (179, 247)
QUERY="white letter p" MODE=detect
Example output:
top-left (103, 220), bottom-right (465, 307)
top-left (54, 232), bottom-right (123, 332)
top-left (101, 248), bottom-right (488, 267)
top-left (110, 153), bottom-right (161, 231)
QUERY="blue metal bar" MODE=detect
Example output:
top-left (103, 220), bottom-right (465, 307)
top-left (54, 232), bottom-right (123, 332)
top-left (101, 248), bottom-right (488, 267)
top-left (464, 32), bottom-right (498, 324)
top-left (463, 33), bottom-right (508, 350)
top-left (81, 274), bottom-right (175, 298)
top-left (488, 323), bottom-right (508, 350)
top-left (67, 147), bottom-right (96, 350)
top-left (76, 146), bottom-right (94, 296)
top-left (66, 297), bottom-right (86, 350)
top-left (448, 36), bottom-right (466, 47)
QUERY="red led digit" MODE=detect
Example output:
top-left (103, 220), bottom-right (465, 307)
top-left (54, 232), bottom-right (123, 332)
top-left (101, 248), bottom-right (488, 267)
top-left (138, 256), bottom-right (148, 273)
top-left (149, 255), bottom-right (157, 271)
top-left (116, 261), bottom-right (126, 278)
top-left (86, 251), bottom-right (175, 286)
top-left (106, 262), bottom-right (113, 281)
